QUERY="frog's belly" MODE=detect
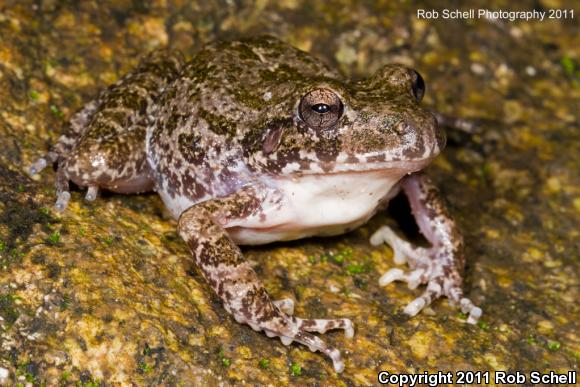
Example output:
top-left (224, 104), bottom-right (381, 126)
top-left (228, 170), bottom-right (404, 245)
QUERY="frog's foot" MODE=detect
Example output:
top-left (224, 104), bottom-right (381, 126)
top-left (29, 151), bottom-right (59, 176)
top-left (371, 225), bottom-right (481, 324)
top-left (54, 162), bottom-right (71, 212)
top-left (85, 185), bottom-right (99, 202)
top-left (237, 302), bottom-right (354, 373)
top-left (28, 150), bottom-right (74, 211)
top-left (273, 298), bottom-right (295, 315)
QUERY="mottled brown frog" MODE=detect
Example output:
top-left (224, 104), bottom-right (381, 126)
top-left (30, 36), bottom-right (481, 372)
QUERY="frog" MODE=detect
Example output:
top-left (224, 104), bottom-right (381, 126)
top-left (29, 36), bottom-right (481, 373)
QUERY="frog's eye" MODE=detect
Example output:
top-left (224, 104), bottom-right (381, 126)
top-left (411, 70), bottom-right (425, 103)
top-left (298, 88), bottom-right (344, 130)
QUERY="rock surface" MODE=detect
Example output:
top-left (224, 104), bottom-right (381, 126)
top-left (0, 0), bottom-right (578, 385)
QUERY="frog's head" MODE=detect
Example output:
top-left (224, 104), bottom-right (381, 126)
top-left (244, 64), bottom-right (443, 176)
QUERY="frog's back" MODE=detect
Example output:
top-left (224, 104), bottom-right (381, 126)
top-left (147, 37), bottom-right (340, 218)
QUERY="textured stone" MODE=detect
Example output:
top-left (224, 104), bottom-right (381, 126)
top-left (0, 0), bottom-right (578, 385)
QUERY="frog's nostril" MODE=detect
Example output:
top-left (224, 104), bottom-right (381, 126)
top-left (393, 120), bottom-right (412, 135)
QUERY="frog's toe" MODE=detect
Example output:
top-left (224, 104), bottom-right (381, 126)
top-left (273, 298), bottom-right (294, 315)
top-left (54, 162), bottom-right (72, 212)
top-left (294, 316), bottom-right (354, 338)
top-left (380, 263), bottom-right (483, 323)
top-left (403, 279), bottom-right (443, 316)
top-left (379, 267), bottom-right (426, 289)
top-left (438, 283), bottom-right (481, 324)
top-left (370, 225), bottom-right (424, 265)
top-left (267, 326), bottom-right (346, 373)
top-left (458, 297), bottom-right (482, 324)
top-left (29, 151), bottom-right (59, 176)
top-left (55, 191), bottom-right (71, 212)
top-left (85, 185), bottom-right (99, 202)
top-left (29, 157), bottom-right (47, 176)
top-left (244, 307), bottom-right (353, 372)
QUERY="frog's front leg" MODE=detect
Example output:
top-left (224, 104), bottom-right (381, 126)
top-left (371, 173), bottom-right (482, 324)
top-left (177, 186), bottom-right (354, 372)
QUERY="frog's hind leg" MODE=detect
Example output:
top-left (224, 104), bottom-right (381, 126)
top-left (371, 173), bottom-right (482, 324)
top-left (54, 163), bottom-right (72, 211)
top-left (178, 185), bottom-right (354, 372)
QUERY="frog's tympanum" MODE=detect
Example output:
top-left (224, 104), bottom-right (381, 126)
top-left (30, 37), bottom-right (481, 372)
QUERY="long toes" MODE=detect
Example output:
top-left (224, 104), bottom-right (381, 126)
top-left (273, 298), bottom-right (294, 315)
top-left (294, 316), bottom-right (354, 339)
top-left (275, 330), bottom-right (345, 373)
top-left (254, 308), bottom-right (352, 372)
top-left (54, 162), bottom-right (71, 212)
top-left (369, 226), bottom-right (388, 246)
top-left (460, 297), bottom-right (482, 324)
top-left (55, 191), bottom-right (71, 212)
top-left (445, 285), bottom-right (483, 324)
top-left (403, 280), bottom-right (443, 317)
top-left (29, 152), bottom-right (59, 175)
top-left (29, 158), bottom-right (48, 176)
top-left (379, 268), bottom-right (405, 286)
top-left (85, 186), bottom-right (99, 202)
top-left (379, 267), bottom-right (426, 289)
top-left (260, 326), bottom-right (346, 372)
top-left (370, 226), bottom-right (410, 264)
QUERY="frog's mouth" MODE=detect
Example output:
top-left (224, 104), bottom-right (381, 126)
top-left (304, 155), bottom-right (435, 175)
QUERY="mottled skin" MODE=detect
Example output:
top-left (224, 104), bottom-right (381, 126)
top-left (30, 37), bottom-right (481, 372)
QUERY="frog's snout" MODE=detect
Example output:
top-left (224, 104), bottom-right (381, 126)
top-left (398, 112), bottom-right (445, 160)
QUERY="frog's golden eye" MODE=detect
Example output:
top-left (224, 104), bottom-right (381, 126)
top-left (411, 70), bottom-right (425, 103)
top-left (298, 88), bottom-right (344, 130)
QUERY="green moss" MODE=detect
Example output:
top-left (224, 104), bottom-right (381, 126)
top-left (49, 104), bottom-right (64, 118)
top-left (59, 294), bottom-right (70, 310)
top-left (138, 361), bottom-right (153, 373)
top-left (290, 363), bottom-right (302, 376)
top-left (258, 358), bottom-right (270, 369)
top-left (218, 348), bottom-right (231, 368)
top-left (346, 262), bottom-right (368, 275)
top-left (561, 56), bottom-right (575, 75)
top-left (17, 362), bottom-right (39, 384)
top-left (47, 230), bottom-right (61, 244)
top-left (60, 370), bottom-right (72, 382)
top-left (79, 381), bottom-right (101, 387)
top-left (547, 340), bottom-right (561, 351)
top-left (142, 343), bottom-right (152, 356)
top-left (103, 235), bottom-right (114, 245)
top-left (29, 90), bottom-right (40, 101)
top-left (477, 320), bottom-right (490, 330)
